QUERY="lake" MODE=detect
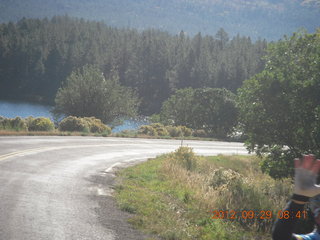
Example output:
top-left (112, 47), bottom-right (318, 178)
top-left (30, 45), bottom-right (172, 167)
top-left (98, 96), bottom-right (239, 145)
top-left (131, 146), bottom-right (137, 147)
top-left (0, 100), bottom-right (148, 132)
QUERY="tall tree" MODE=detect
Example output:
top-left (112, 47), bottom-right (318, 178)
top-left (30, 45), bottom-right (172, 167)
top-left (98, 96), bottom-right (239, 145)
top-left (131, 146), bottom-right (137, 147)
top-left (53, 65), bottom-right (139, 123)
top-left (238, 30), bottom-right (320, 155)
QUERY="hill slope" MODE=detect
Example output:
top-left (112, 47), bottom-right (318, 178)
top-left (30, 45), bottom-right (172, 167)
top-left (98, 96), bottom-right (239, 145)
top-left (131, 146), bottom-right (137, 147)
top-left (0, 0), bottom-right (319, 40)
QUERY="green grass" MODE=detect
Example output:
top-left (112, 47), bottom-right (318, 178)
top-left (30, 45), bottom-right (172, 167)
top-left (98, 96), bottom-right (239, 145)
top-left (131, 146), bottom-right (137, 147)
top-left (114, 148), bottom-right (293, 239)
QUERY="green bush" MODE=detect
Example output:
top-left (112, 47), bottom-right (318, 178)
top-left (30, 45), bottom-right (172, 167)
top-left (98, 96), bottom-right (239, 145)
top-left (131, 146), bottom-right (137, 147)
top-left (150, 123), bottom-right (169, 136)
top-left (260, 146), bottom-right (295, 179)
top-left (59, 116), bottom-right (111, 134)
top-left (179, 126), bottom-right (192, 137)
top-left (59, 116), bottom-right (88, 132)
top-left (171, 147), bottom-right (198, 171)
top-left (193, 129), bottom-right (207, 138)
top-left (28, 117), bottom-right (55, 131)
top-left (0, 116), bottom-right (28, 131)
top-left (138, 125), bottom-right (158, 136)
top-left (166, 125), bottom-right (183, 137)
top-left (83, 117), bottom-right (111, 134)
top-left (208, 167), bottom-right (242, 189)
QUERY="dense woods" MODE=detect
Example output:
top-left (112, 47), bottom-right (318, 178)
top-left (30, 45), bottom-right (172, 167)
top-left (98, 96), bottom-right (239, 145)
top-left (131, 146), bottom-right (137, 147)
top-left (0, 16), bottom-right (267, 115)
top-left (238, 30), bottom-right (320, 178)
top-left (0, 0), bottom-right (318, 41)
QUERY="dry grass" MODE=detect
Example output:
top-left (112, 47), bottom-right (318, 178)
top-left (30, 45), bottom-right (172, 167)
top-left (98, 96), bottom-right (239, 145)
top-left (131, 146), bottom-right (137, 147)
top-left (115, 147), bottom-right (295, 239)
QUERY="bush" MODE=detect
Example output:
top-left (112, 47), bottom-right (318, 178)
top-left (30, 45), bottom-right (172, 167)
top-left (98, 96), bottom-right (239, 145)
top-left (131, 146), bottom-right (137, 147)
top-left (260, 146), bottom-right (295, 179)
top-left (83, 117), bottom-right (111, 134)
top-left (138, 125), bottom-right (158, 136)
top-left (208, 167), bottom-right (242, 189)
top-left (193, 129), bottom-right (207, 138)
top-left (166, 126), bottom-right (183, 137)
top-left (150, 123), bottom-right (169, 136)
top-left (171, 147), bottom-right (198, 171)
top-left (28, 117), bottom-right (55, 131)
top-left (59, 116), bottom-right (88, 132)
top-left (0, 116), bottom-right (28, 131)
top-left (179, 126), bottom-right (192, 137)
top-left (138, 124), bottom-right (192, 138)
top-left (59, 116), bottom-right (111, 134)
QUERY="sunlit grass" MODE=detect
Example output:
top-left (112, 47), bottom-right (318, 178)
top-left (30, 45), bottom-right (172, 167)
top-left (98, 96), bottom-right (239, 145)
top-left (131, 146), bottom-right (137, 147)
top-left (115, 147), bottom-right (293, 239)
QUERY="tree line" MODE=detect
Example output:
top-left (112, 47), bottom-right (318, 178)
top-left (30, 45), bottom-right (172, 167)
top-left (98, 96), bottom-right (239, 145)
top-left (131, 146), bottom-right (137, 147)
top-left (0, 16), bottom-right (267, 115)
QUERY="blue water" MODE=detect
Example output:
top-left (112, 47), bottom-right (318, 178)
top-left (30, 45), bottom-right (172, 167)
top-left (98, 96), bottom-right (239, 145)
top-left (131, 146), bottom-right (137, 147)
top-left (0, 100), bottom-right (53, 119)
top-left (112, 119), bottom-right (149, 132)
top-left (0, 100), bottom-right (148, 132)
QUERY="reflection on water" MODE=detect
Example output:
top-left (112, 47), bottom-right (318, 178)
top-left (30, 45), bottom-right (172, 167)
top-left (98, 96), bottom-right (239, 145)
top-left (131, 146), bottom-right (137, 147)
top-left (0, 100), bottom-right (53, 119)
top-left (0, 100), bottom-right (148, 132)
top-left (112, 118), bottom-right (149, 132)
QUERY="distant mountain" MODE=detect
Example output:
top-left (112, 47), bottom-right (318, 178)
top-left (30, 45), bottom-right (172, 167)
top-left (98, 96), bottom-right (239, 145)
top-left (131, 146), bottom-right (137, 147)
top-left (0, 0), bottom-right (319, 40)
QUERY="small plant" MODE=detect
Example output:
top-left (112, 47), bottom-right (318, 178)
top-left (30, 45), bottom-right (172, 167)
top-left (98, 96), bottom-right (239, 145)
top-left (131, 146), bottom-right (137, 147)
top-left (171, 147), bottom-right (198, 171)
top-left (166, 126), bottom-right (183, 137)
top-left (83, 117), bottom-right (111, 134)
top-left (150, 123), bottom-right (169, 136)
top-left (193, 129), bottom-right (207, 138)
top-left (0, 116), bottom-right (28, 131)
top-left (28, 117), bottom-right (55, 131)
top-left (138, 125), bottom-right (157, 136)
top-left (59, 116), bottom-right (111, 134)
top-left (260, 146), bottom-right (295, 179)
top-left (179, 126), bottom-right (192, 137)
top-left (59, 116), bottom-right (88, 132)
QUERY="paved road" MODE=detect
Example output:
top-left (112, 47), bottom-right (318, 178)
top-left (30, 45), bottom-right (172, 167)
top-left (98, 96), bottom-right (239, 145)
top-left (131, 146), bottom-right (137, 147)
top-left (0, 136), bottom-right (248, 240)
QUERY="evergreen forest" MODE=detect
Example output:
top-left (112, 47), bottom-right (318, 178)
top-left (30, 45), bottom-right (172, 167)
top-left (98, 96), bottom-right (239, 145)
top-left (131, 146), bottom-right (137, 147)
top-left (0, 16), bottom-right (267, 115)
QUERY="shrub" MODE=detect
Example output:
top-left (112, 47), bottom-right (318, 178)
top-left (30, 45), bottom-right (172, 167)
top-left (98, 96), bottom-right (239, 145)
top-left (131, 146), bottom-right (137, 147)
top-left (59, 116), bottom-right (88, 132)
top-left (179, 126), bottom-right (192, 137)
top-left (138, 125), bottom-right (157, 136)
top-left (166, 126), bottom-right (183, 137)
top-left (83, 117), bottom-right (111, 134)
top-left (0, 116), bottom-right (28, 131)
top-left (171, 147), bottom-right (198, 171)
top-left (59, 116), bottom-right (111, 134)
top-left (208, 167), bottom-right (242, 190)
top-left (260, 146), bottom-right (295, 179)
top-left (150, 123), bottom-right (169, 136)
top-left (193, 129), bottom-right (207, 138)
top-left (28, 117), bottom-right (55, 131)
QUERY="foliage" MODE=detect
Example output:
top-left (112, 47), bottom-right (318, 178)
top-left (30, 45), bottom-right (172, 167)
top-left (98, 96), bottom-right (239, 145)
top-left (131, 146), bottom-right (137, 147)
top-left (150, 123), bottom-right (169, 136)
top-left (193, 129), bottom-right (207, 138)
top-left (0, 16), bottom-right (267, 114)
top-left (28, 117), bottom-right (55, 131)
top-left (83, 117), bottom-right (111, 134)
top-left (138, 125), bottom-right (158, 136)
top-left (0, 116), bottom-right (28, 131)
top-left (260, 146), bottom-right (296, 179)
top-left (138, 123), bottom-right (193, 138)
top-left (54, 65), bottom-right (139, 123)
top-left (0, 0), bottom-right (319, 42)
top-left (238, 30), bottom-right (320, 168)
top-left (115, 149), bottom-right (294, 239)
top-left (166, 125), bottom-right (183, 137)
top-left (59, 116), bottom-right (111, 134)
top-left (161, 88), bottom-right (238, 137)
top-left (58, 116), bottom-right (88, 132)
top-left (169, 147), bottom-right (198, 171)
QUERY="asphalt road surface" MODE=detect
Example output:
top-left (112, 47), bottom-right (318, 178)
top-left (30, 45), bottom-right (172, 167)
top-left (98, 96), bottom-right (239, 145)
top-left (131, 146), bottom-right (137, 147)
top-left (0, 136), bottom-right (248, 240)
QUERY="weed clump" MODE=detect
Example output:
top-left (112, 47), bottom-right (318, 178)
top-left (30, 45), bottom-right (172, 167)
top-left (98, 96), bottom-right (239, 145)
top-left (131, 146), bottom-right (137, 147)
top-left (59, 116), bottom-right (111, 134)
top-left (28, 117), bottom-right (55, 131)
top-left (0, 116), bottom-right (28, 131)
top-left (170, 147), bottom-right (198, 171)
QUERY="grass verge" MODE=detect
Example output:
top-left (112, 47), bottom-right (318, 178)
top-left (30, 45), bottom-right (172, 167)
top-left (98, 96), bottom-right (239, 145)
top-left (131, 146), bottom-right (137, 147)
top-left (115, 147), bottom-right (294, 240)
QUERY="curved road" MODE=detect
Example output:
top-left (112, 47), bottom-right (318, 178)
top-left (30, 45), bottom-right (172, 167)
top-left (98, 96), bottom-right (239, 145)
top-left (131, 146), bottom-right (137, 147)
top-left (0, 136), bottom-right (248, 240)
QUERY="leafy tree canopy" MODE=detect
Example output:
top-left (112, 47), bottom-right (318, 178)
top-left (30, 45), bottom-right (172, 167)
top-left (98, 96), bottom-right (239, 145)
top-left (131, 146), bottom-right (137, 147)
top-left (53, 65), bottom-right (139, 124)
top-left (160, 88), bottom-right (238, 137)
top-left (238, 29), bottom-right (320, 157)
